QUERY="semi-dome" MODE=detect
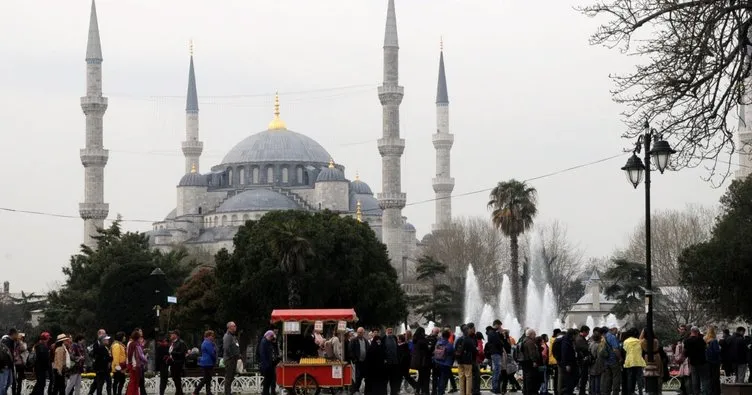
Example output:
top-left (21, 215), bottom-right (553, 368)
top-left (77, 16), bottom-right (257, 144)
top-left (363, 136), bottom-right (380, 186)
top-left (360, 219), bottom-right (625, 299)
top-left (219, 94), bottom-right (332, 165)
top-left (317, 160), bottom-right (346, 182)
top-left (215, 188), bottom-right (300, 213)
top-left (178, 172), bottom-right (208, 187)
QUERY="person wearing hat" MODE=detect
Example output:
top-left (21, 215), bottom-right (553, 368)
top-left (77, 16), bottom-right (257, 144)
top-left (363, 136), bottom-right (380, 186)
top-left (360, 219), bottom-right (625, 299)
top-left (30, 333), bottom-right (51, 395)
top-left (52, 334), bottom-right (71, 395)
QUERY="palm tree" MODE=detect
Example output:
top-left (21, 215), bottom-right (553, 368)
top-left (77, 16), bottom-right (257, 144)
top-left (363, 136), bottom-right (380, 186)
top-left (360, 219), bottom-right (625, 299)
top-left (488, 179), bottom-right (538, 319)
top-left (268, 222), bottom-right (313, 308)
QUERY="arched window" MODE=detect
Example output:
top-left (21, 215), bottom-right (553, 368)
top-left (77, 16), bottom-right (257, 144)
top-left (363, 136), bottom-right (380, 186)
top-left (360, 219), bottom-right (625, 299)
top-left (303, 171), bottom-right (309, 184)
top-left (282, 167), bottom-right (289, 183)
top-left (198, 207), bottom-right (202, 214)
top-left (297, 167), bottom-right (303, 184)
top-left (239, 168), bottom-right (246, 185)
top-left (252, 167), bottom-right (260, 184)
top-left (227, 168), bottom-right (233, 186)
top-left (267, 166), bottom-right (274, 183)
top-left (231, 214), bottom-right (238, 225)
top-left (242, 214), bottom-right (250, 222)
top-left (221, 215), bottom-right (227, 226)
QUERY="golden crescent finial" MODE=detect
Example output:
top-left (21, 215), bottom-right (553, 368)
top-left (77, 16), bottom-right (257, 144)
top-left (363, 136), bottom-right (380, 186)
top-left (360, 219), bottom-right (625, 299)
top-left (189, 39), bottom-right (194, 57)
top-left (268, 91), bottom-right (287, 130)
top-left (190, 162), bottom-right (197, 173)
top-left (356, 200), bottom-right (363, 222)
top-left (328, 158), bottom-right (335, 169)
top-left (355, 170), bottom-right (360, 181)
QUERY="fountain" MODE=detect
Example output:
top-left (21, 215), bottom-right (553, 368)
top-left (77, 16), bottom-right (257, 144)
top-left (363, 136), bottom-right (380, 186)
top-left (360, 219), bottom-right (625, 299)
top-left (425, 321), bottom-right (436, 334)
top-left (497, 274), bottom-right (514, 319)
top-left (585, 315), bottom-right (595, 330)
top-left (463, 265), bottom-right (483, 325)
top-left (479, 304), bottom-right (496, 328)
top-left (538, 285), bottom-right (557, 336)
top-left (524, 278), bottom-right (541, 333)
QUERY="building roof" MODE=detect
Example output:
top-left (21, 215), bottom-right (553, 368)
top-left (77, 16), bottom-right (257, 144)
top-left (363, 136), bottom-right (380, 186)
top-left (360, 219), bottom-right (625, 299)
top-left (85, 0), bottom-right (102, 61)
top-left (316, 166), bottom-right (346, 182)
top-left (404, 222), bottom-right (416, 232)
top-left (350, 179), bottom-right (373, 195)
top-left (436, 50), bottom-right (449, 104)
top-left (384, 0), bottom-right (398, 48)
top-left (214, 188), bottom-right (300, 213)
top-left (186, 55), bottom-right (198, 113)
top-left (350, 193), bottom-right (382, 216)
top-left (219, 129), bottom-right (332, 166)
top-left (178, 172), bottom-right (208, 187)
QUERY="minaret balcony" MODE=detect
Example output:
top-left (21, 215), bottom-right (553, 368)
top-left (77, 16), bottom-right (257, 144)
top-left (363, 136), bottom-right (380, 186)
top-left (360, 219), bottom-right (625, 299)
top-left (79, 202), bottom-right (109, 220)
top-left (432, 133), bottom-right (454, 149)
top-left (377, 192), bottom-right (407, 209)
top-left (80, 96), bottom-right (108, 113)
top-left (378, 85), bottom-right (404, 105)
top-left (432, 177), bottom-right (455, 193)
top-left (377, 138), bottom-right (405, 156)
top-left (80, 148), bottom-right (109, 167)
top-left (181, 141), bottom-right (204, 156)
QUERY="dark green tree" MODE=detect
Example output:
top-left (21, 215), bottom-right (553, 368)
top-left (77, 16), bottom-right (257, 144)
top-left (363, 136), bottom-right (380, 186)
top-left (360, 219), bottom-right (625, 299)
top-left (268, 222), bottom-right (314, 308)
top-left (411, 256), bottom-right (458, 325)
top-left (603, 258), bottom-right (646, 319)
top-left (679, 177), bottom-right (752, 320)
top-left (43, 220), bottom-right (193, 337)
top-left (215, 210), bottom-right (407, 335)
top-left (488, 179), bottom-right (538, 318)
top-left (165, 267), bottom-right (221, 344)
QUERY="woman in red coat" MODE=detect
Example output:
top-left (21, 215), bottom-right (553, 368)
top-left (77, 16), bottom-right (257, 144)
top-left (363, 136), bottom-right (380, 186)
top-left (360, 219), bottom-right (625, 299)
top-left (126, 330), bottom-right (148, 395)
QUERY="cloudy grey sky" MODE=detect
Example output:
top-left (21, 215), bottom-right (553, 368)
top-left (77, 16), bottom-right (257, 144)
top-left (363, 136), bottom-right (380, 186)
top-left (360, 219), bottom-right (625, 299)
top-left (0, 0), bottom-right (732, 292)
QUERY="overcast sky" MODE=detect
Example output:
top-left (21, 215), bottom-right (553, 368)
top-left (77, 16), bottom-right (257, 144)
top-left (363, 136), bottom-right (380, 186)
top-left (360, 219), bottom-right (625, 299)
top-left (0, 0), bottom-right (733, 292)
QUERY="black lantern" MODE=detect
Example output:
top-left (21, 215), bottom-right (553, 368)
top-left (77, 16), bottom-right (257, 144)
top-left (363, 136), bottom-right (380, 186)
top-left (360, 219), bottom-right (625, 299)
top-left (621, 153), bottom-right (645, 189)
top-left (648, 139), bottom-right (676, 174)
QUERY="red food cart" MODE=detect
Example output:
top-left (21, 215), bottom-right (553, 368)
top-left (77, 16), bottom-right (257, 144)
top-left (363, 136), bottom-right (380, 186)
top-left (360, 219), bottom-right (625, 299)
top-left (271, 308), bottom-right (357, 394)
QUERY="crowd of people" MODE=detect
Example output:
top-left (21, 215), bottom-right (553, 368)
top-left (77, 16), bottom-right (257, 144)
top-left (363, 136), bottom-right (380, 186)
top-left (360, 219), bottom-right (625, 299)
top-left (2, 321), bottom-right (751, 395)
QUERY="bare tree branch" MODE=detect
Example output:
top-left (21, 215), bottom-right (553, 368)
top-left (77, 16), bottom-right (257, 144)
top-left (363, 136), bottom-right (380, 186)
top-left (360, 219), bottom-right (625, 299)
top-left (536, 221), bottom-right (586, 316)
top-left (578, 0), bottom-right (752, 182)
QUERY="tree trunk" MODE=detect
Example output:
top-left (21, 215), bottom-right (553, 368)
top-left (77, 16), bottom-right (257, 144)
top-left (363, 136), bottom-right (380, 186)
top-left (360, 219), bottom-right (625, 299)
top-left (287, 277), bottom-right (301, 308)
top-left (510, 234), bottom-right (521, 320)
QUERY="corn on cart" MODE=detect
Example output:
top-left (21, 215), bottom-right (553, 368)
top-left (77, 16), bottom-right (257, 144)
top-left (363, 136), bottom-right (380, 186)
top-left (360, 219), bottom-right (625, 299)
top-left (271, 308), bottom-right (357, 395)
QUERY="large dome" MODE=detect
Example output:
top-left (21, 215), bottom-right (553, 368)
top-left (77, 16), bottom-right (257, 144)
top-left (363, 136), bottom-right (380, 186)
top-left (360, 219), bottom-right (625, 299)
top-left (220, 130), bottom-right (332, 165)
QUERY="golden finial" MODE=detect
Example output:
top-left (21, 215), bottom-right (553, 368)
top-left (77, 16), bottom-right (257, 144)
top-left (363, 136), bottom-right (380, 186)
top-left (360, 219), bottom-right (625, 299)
top-left (189, 40), bottom-right (194, 57)
top-left (356, 200), bottom-right (363, 222)
top-left (268, 91), bottom-right (287, 130)
top-left (355, 170), bottom-right (360, 181)
top-left (190, 163), bottom-right (197, 173)
top-left (440, 36), bottom-right (443, 51)
top-left (328, 158), bottom-right (335, 169)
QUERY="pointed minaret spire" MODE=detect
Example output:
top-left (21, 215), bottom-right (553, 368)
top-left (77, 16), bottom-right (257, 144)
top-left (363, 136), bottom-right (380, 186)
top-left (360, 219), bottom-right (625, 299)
top-left (85, 0), bottom-right (103, 61)
top-left (79, 0), bottom-right (109, 248)
top-left (182, 41), bottom-right (203, 173)
top-left (377, 0), bottom-right (406, 279)
top-left (432, 38), bottom-right (455, 231)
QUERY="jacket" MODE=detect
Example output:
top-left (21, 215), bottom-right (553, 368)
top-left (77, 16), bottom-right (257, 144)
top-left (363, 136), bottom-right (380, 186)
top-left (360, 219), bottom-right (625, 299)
top-left (485, 330), bottom-right (503, 356)
top-left (223, 332), bottom-right (240, 362)
top-left (589, 340), bottom-right (605, 375)
top-left (33, 343), bottom-right (51, 373)
top-left (456, 335), bottom-right (478, 365)
top-left (683, 335), bottom-right (707, 366)
top-left (92, 342), bottom-right (112, 373)
top-left (548, 337), bottom-right (559, 365)
top-left (111, 341), bottom-right (126, 373)
top-left (410, 337), bottom-right (431, 369)
top-left (558, 336), bottom-right (577, 367)
top-left (434, 338), bottom-right (455, 367)
top-left (383, 335), bottom-right (399, 365)
top-left (623, 337), bottom-right (646, 368)
top-left (53, 344), bottom-right (67, 374)
top-left (198, 338), bottom-right (217, 368)
top-left (258, 337), bottom-right (275, 372)
top-left (169, 339), bottom-right (188, 365)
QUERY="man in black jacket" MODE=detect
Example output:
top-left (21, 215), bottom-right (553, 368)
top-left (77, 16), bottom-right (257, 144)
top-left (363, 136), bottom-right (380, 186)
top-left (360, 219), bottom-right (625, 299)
top-left (486, 325), bottom-right (505, 394)
top-left (728, 327), bottom-right (749, 383)
top-left (558, 330), bottom-right (578, 395)
top-left (93, 336), bottom-right (113, 395)
top-left (349, 327), bottom-right (368, 395)
top-left (574, 326), bottom-right (590, 395)
top-left (456, 324), bottom-right (478, 395)
top-left (168, 330), bottom-right (188, 395)
top-left (383, 328), bottom-right (402, 395)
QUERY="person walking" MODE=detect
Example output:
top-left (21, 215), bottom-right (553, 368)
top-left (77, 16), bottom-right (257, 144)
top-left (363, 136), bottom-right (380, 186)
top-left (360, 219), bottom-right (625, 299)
top-left (66, 335), bottom-right (87, 395)
top-left (168, 330), bottom-right (188, 395)
top-left (193, 330), bottom-right (217, 395)
top-left (456, 325), bottom-right (478, 395)
top-left (222, 322), bottom-right (240, 395)
top-left (110, 333), bottom-right (127, 395)
top-left (126, 330), bottom-right (147, 395)
top-left (30, 333), bottom-right (51, 395)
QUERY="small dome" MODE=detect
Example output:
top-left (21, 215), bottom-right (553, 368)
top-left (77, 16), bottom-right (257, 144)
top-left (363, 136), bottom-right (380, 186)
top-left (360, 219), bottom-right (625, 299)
top-left (178, 172), bottom-right (208, 187)
top-left (316, 166), bottom-right (346, 182)
top-left (215, 188), bottom-right (300, 213)
top-left (350, 193), bottom-right (382, 216)
top-left (404, 223), bottom-right (416, 232)
top-left (350, 179), bottom-right (373, 195)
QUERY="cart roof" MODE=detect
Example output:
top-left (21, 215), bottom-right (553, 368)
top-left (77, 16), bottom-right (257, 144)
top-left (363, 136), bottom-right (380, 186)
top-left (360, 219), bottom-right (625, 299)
top-left (270, 308), bottom-right (358, 323)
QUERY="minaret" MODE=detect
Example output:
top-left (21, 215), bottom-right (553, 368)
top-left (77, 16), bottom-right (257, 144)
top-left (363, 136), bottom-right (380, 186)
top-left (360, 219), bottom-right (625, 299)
top-left (182, 41), bottom-right (203, 173)
top-left (377, 0), bottom-right (407, 275)
top-left (432, 39), bottom-right (455, 231)
top-left (79, 0), bottom-right (109, 248)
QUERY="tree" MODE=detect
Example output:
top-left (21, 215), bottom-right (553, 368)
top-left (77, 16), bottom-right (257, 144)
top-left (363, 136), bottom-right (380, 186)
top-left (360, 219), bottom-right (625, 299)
top-left (421, 217), bottom-right (508, 306)
top-left (679, 176), bottom-right (752, 320)
top-left (43, 220), bottom-right (193, 337)
top-left (579, 0), bottom-right (751, 178)
top-left (602, 258), bottom-right (646, 319)
top-left (488, 179), bottom-right (538, 318)
top-left (411, 255), bottom-right (458, 325)
top-left (268, 222), bottom-right (314, 308)
top-left (215, 210), bottom-right (407, 337)
top-left (536, 222), bottom-right (586, 316)
top-left (166, 267), bottom-right (221, 344)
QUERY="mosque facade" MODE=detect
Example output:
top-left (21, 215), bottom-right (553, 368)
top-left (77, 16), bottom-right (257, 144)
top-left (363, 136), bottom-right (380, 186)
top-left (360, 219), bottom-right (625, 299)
top-left (78, 0), bottom-right (454, 283)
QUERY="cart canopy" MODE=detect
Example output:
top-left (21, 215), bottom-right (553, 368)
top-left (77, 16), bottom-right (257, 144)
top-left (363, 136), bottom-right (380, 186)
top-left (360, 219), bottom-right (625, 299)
top-left (270, 308), bottom-right (358, 323)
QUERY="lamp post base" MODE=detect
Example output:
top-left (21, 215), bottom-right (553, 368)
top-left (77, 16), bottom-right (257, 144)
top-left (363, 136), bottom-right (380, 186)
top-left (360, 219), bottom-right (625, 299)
top-left (644, 362), bottom-right (661, 394)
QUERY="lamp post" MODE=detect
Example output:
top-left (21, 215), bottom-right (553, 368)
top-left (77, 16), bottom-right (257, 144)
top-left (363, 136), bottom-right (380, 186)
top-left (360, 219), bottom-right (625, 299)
top-left (621, 121), bottom-right (676, 395)
top-left (150, 267), bottom-right (165, 336)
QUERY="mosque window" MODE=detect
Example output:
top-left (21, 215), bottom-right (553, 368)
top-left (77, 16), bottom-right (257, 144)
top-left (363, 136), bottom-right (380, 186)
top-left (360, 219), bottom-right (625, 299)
top-left (231, 214), bottom-right (238, 225)
top-left (227, 169), bottom-right (233, 186)
top-left (297, 167), bottom-right (303, 184)
top-left (252, 167), bottom-right (259, 184)
top-left (198, 207), bottom-right (202, 214)
top-left (239, 168), bottom-right (245, 185)
top-left (221, 215), bottom-right (227, 226)
top-left (282, 167), bottom-right (289, 183)
top-left (303, 171), bottom-right (309, 185)
top-left (267, 166), bottom-right (274, 183)
top-left (242, 214), bottom-right (250, 222)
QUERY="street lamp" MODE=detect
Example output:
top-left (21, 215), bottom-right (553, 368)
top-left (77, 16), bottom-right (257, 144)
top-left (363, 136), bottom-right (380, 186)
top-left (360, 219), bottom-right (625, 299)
top-left (150, 268), bottom-right (166, 336)
top-left (621, 121), bottom-right (676, 395)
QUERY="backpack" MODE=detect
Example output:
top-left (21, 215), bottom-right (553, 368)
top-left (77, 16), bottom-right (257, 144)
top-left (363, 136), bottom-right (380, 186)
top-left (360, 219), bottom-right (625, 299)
top-left (26, 346), bottom-right (37, 368)
top-left (599, 339), bottom-right (612, 360)
top-left (0, 343), bottom-right (12, 369)
top-left (433, 343), bottom-right (446, 360)
top-left (454, 337), bottom-right (465, 358)
top-left (706, 339), bottom-right (721, 364)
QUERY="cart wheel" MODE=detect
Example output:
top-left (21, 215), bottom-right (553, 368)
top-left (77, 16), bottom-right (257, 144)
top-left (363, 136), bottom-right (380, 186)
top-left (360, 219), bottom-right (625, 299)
top-left (292, 374), bottom-right (320, 395)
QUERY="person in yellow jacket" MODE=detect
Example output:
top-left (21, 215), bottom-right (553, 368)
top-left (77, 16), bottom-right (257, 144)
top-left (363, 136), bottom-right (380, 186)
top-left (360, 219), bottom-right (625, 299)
top-left (623, 329), bottom-right (646, 395)
top-left (111, 332), bottom-right (127, 395)
top-left (549, 328), bottom-right (562, 395)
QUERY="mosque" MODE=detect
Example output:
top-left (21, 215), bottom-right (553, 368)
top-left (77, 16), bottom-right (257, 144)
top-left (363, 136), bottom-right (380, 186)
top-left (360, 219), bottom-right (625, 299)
top-left (77, 0), bottom-right (455, 284)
